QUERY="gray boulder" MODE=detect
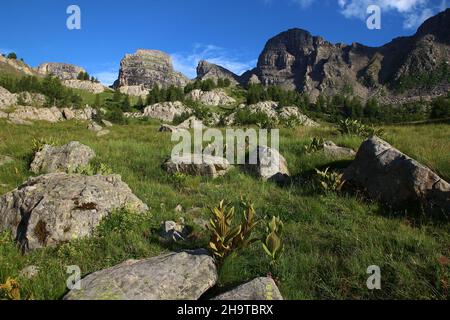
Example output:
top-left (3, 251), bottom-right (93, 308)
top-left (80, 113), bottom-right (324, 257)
top-left (164, 154), bottom-right (231, 179)
top-left (344, 137), bottom-right (450, 215)
top-left (323, 141), bottom-right (356, 158)
top-left (0, 173), bottom-right (148, 250)
top-left (143, 101), bottom-right (190, 122)
top-left (213, 277), bottom-right (283, 300)
top-left (87, 122), bottom-right (103, 132)
top-left (64, 250), bottom-right (217, 300)
top-left (30, 141), bottom-right (95, 174)
top-left (250, 146), bottom-right (290, 183)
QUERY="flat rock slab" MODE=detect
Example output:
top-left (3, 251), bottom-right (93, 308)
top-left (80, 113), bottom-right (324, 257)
top-left (344, 136), bottom-right (450, 215)
top-left (30, 141), bottom-right (95, 174)
top-left (164, 154), bottom-right (231, 179)
top-left (0, 173), bottom-right (148, 250)
top-left (213, 277), bottom-right (283, 300)
top-left (64, 250), bottom-right (218, 300)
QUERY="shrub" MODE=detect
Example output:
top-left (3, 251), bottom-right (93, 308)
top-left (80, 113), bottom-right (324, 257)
top-left (6, 52), bottom-right (17, 60)
top-left (315, 168), bottom-right (346, 193)
top-left (208, 200), bottom-right (259, 261)
top-left (338, 119), bottom-right (383, 138)
top-left (303, 137), bottom-right (325, 154)
top-left (97, 209), bottom-right (151, 237)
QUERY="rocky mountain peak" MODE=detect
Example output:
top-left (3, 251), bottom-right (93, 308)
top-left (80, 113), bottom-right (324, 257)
top-left (415, 8), bottom-right (450, 43)
top-left (196, 60), bottom-right (240, 84)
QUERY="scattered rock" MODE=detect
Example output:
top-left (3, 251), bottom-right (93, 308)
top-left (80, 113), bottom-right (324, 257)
top-left (250, 145), bottom-right (290, 183)
top-left (344, 137), bottom-right (450, 215)
top-left (101, 120), bottom-right (113, 127)
top-left (213, 277), bottom-right (283, 300)
top-left (64, 250), bottom-right (217, 300)
top-left (143, 101), bottom-right (190, 122)
top-left (30, 141), bottom-right (95, 174)
top-left (160, 220), bottom-right (190, 242)
top-left (187, 89), bottom-right (236, 106)
top-left (0, 173), bottom-right (148, 250)
top-left (97, 130), bottom-right (110, 137)
top-left (19, 265), bottom-right (40, 279)
top-left (88, 122), bottom-right (103, 132)
top-left (164, 154), bottom-right (231, 179)
top-left (323, 141), bottom-right (356, 158)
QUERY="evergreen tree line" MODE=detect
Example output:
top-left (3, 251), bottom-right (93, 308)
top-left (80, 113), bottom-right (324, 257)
top-left (184, 78), bottom-right (232, 94)
top-left (77, 71), bottom-right (99, 83)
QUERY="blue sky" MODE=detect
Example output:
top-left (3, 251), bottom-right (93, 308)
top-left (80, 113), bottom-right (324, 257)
top-left (1, 0), bottom-right (448, 85)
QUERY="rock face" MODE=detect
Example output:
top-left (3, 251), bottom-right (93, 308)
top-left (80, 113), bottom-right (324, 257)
top-left (0, 173), bottom-right (148, 250)
top-left (36, 63), bottom-right (86, 80)
top-left (118, 85), bottom-right (149, 97)
top-left (242, 9), bottom-right (450, 101)
top-left (62, 80), bottom-right (105, 94)
top-left (213, 277), bottom-right (283, 300)
top-left (196, 60), bottom-right (240, 85)
top-left (30, 141), bottom-right (96, 174)
top-left (250, 146), bottom-right (290, 183)
top-left (115, 50), bottom-right (189, 89)
top-left (0, 86), bottom-right (17, 108)
top-left (344, 137), bottom-right (450, 215)
top-left (143, 101), bottom-right (190, 122)
top-left (187, 89), bottom-right (236, 106)
top-left (164, 154), bottom-right (231, 179)
top-left (64, 250), bottom-right (217, 300)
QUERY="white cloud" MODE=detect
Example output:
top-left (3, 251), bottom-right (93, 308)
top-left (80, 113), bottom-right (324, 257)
top-left (171, 44), bottom-right (257, 79)
top-left (293, 0), bottom-right (448, 29)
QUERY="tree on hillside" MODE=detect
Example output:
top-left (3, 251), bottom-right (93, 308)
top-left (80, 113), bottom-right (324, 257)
top-left (121, 95), bottom-right (131, 112)
top-left (6, 52), bottom-right (17, 60)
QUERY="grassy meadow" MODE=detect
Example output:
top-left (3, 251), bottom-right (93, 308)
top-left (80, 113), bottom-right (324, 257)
top-left (0, 118), bottom-right (449, 300)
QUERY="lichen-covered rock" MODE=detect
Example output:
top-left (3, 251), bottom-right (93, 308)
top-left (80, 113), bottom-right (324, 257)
top-left (115, 50), bottom-right (189, 89)
top-left (36, 63), bottom-right (86, 80)
top-left (187, 89), bottom-right (236, 106)
top-left (143, 101), bottom-right (190, 122)
top-left (213, 277), bottom-right (283, 300)
top-left (0, 173), bottom-right (148, 250)
top-left (64, 250), bottom-right (217, 300)
top-left (164, 154), bottom-right (231, 179)
top-left (344, 137), bottom-right (450, 215)
top-left (30, 141), bottom-right (96, 174)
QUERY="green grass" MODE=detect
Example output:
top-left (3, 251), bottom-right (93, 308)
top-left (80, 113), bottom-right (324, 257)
top-left (0, 119), bottom-right (449, 300)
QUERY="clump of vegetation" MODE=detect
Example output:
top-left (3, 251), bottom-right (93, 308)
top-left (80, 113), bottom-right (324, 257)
top-left (315, 168), bottom-right (346, 193)
top-left (97, 208), bottom-right (152, 237)
top-left (31, 137), bottom-right (60, 153)
top-left (262, 216), bottom-right (284, 266)
top-left (67, 163), bottom-right (113, 176)
top-left (208, 200), bottom-right (259, 262)
top-left (338, 119), bottom-right (383, 138)
top-left (303, 137), bottom-right (325, 154)
top-left (184, 78), bottom-right (231, 94)
top-left (77, 71), bottom-right (99, 83)
top-left (0, 277), bottom-right (21, 300)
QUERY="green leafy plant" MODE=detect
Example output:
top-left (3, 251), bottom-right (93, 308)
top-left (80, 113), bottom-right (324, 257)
top-left (262, 216), bottom-right (284, 265)
top-left (31, 137), bottom-right (60, 153)
top-left (315, 167), bottom-right (346, 192)
top-left (338, 119), bottom-right (383, 138)
top-left (304, 137), bottom-right (325, 154)
top-left (208, 200), bottom-right (259, 261)
top-left (0, 277), bottom-right (21, 300)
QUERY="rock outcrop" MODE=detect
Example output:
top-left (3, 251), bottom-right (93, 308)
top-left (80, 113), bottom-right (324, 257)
top-left (164, 154), bottom-right (231, 179)
top-left (143, 101), bottom-right (190, 122)
top-left (0, 55), bottom-right (36, 77)
top-left (213, 277), bottom-right (283, 300)
top-left (0, 173), bottom-right (148, 250)
top-left (62, 107), bottom-right (97, 121)
top-left (8, 106), bottom-right (63, 123)
top-left (30, 141), bottom-right (96, 174)
top-left (64, 250), bottom-right (217, 300)
top-left (344, 137), bottom-right (450, 215)
top-left (196, 60), bottom-right (240, 85)
top-left (36, 63), bottom-right (86, 80)
top-left (0, 86), bottom-right (17, 108)
top-left (187, 89), bottom-right (236, 106)
top-left (118, 85), bottom-right (149, 97)
top-left (62, 80), bottom-right (106, 94)
top-left (115, 50), bottom-right (189, 90)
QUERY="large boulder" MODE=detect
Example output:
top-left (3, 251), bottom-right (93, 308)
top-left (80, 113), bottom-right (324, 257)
top-left (30, 141), bottom-right (96, 174)
top-left (0, 173), bottom-right (148, 250)
top-left (344, 137), bottom-right (450, 215)
top-left (213, 277), bottom-right (283, 300)
top-left (323, 141), bottom-right (356, 158)
top-left (0, 86), bottom-right (17, 108)
top-left (250, 145), bottom-right (290, 183)
top-left (187, 89), bottom-right (236, 106)
top-left (7, 106), bottom-right (63, 123)
top-left (143, 101), bottom-right (190, 122)
top-left (64, 250), bottom-right (217, 300)
top-left (164, 154), bottom-right (231, 179)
